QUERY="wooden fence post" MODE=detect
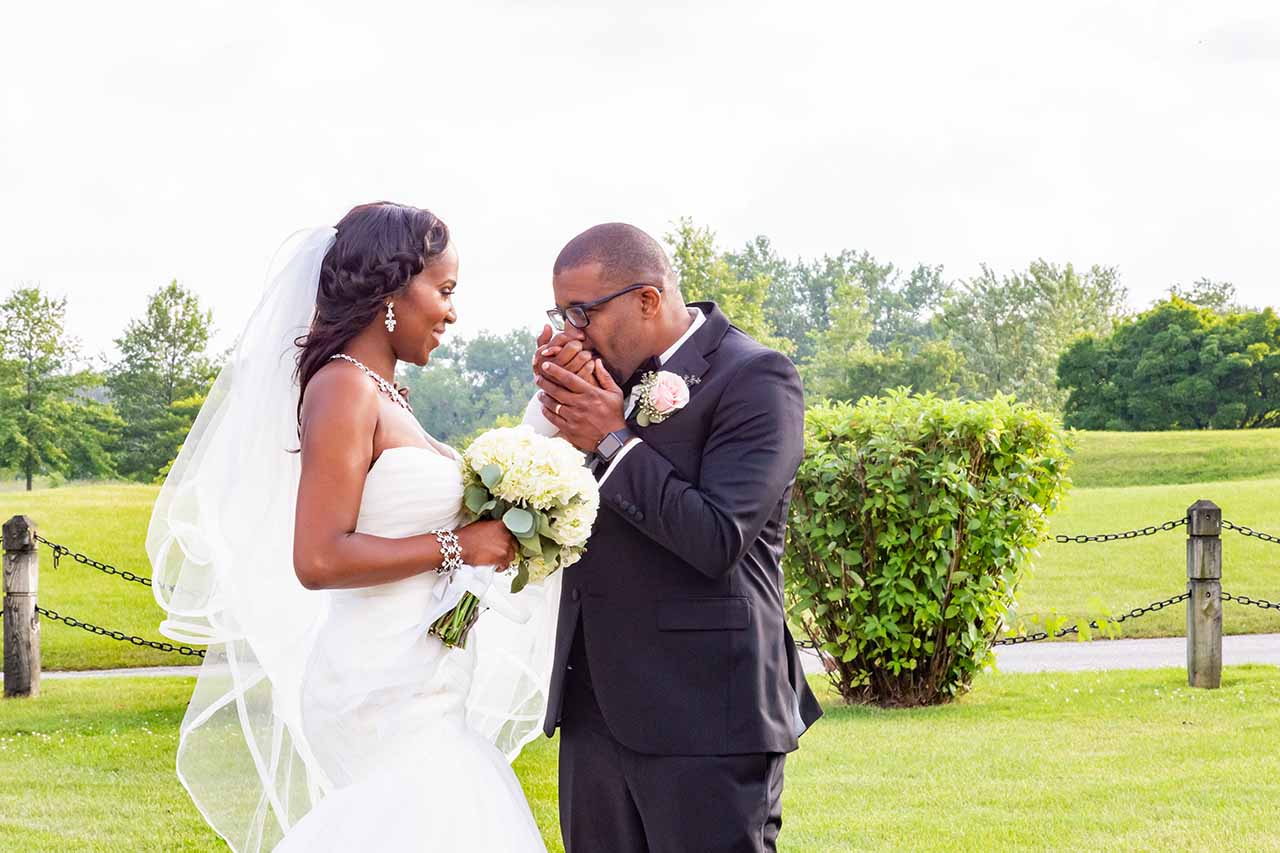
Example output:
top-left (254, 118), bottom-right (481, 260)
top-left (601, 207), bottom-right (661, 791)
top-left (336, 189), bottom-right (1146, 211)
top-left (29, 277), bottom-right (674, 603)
top-left (1186, 500), bottom-right (1222, 689)
top-left (3, 515), bottom-right (40, 698)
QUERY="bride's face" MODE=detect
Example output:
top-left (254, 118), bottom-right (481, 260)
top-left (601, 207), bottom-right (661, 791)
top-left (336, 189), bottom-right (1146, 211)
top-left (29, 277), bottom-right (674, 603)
top-left (392, 242), bottom-right (459, 365)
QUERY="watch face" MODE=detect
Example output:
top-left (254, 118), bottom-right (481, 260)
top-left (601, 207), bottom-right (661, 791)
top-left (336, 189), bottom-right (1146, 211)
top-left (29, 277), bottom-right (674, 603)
top-left (598, 434), bottom-right (623, 458)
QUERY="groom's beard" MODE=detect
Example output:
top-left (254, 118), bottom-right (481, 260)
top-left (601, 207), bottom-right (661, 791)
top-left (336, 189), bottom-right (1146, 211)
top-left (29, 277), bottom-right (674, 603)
top-left (603, 362), bottom-right (627, 386)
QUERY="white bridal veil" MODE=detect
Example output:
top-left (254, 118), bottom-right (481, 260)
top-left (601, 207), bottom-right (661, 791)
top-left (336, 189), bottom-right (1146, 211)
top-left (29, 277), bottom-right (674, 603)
top-left (146, 227), bottom-right (558, 851)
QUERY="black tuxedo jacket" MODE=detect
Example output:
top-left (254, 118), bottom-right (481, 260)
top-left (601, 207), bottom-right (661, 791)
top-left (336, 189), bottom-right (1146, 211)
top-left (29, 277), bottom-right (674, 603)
top-left (543, 302), bottom-right (823, 756)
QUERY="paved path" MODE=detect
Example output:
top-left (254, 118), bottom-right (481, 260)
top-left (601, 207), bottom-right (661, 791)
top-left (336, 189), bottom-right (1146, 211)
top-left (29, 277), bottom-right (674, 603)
top-left (799, 633), bottom-right (1280, 675)
top-left (4, 635), bottom-right (1278, 682)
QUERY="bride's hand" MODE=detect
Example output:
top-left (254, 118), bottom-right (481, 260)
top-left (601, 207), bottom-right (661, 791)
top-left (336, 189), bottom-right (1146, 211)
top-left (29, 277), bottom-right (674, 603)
top-left (455, 519), bottom-right (519, 567)
top-left (534, 327), bottom-right (599, 384)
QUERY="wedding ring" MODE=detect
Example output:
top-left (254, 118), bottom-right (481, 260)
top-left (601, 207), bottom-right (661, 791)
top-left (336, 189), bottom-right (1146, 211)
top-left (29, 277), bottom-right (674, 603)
top-left (555, 403), bottom-right (562, 416)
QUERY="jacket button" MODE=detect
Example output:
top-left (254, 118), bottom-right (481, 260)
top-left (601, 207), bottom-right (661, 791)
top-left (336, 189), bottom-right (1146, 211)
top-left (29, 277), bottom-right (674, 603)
top-left (571, 588), bottom-right (581, 602)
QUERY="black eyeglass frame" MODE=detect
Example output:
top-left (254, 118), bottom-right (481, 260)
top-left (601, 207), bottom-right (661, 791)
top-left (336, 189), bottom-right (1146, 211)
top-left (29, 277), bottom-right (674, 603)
top-left (546, 283), bottom-right (664, 331)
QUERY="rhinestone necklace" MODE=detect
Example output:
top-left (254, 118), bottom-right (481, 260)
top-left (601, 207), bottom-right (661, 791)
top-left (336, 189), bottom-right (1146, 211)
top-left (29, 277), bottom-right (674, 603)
top-left (329, 353), bottom-right (413, 414)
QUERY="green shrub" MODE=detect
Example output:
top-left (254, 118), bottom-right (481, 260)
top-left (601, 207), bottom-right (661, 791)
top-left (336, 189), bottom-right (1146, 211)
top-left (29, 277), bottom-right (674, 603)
top-left (785, 390), bottom-right (1071, 706)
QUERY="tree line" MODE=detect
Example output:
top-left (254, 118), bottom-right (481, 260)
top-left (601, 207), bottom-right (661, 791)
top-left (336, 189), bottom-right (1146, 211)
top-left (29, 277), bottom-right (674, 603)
top-left (0, 282), bottom-right (215, 489)
top-left (3, 221), bottom-right (1276, 489)
top-left (665, 220), bottom-right (1278, 430)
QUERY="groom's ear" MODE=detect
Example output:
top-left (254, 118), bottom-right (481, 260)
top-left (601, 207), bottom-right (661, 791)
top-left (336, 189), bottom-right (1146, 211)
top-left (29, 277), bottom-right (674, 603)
top-left (638, 286), bottom-right (664, 318)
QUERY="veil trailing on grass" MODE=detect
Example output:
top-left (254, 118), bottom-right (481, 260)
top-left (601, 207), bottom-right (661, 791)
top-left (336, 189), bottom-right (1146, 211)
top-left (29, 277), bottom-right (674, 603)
top-left (146, 226), bottom-right (337, 851)
top-left (145, 227), bottom-right (560, 851)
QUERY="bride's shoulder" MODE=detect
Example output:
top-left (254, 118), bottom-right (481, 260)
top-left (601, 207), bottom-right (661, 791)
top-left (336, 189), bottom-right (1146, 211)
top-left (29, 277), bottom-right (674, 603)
top-left (301, 360), bottom-right (379, 424)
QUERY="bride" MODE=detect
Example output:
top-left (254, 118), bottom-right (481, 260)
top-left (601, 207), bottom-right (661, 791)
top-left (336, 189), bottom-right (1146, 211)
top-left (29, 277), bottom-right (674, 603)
top-left (147, 202), bottom-right (558, 851)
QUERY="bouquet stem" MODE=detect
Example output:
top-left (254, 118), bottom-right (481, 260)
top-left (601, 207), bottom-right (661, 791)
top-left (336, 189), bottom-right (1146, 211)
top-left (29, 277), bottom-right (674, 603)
top-left (428, 591), bottom-right (484, 648)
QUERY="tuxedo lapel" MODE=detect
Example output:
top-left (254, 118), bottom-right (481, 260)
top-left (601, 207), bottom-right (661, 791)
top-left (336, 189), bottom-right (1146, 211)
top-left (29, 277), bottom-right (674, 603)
top-left (658, 301), bottom-right (729, 390)
top-left (625, 303), bottom-right (731, 442)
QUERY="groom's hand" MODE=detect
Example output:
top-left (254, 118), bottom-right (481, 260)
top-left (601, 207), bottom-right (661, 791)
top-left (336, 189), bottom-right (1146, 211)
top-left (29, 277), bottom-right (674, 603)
top-left (533, 325), bottom-right (598, 383)
top-left (538, 359), bottom-right (627, 453)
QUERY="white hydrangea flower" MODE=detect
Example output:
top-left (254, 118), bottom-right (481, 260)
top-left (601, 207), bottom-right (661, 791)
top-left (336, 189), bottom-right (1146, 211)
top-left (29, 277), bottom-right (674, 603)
top-left (460, 425), bottom-right (600, 573)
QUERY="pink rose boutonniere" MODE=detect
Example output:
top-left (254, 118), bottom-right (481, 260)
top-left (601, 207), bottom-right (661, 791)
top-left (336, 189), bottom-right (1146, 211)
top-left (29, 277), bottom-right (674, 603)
top-left (634, 370), bottom-right (693, 426)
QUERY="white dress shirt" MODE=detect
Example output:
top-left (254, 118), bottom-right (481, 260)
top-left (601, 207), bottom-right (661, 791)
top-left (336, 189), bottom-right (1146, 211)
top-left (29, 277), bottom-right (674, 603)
top-left (598, 307), bottom-right (705, 485)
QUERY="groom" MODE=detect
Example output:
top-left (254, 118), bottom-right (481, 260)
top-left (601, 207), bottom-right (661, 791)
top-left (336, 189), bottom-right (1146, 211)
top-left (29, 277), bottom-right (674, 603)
top-left (530, 223), bottom-right (822, 852)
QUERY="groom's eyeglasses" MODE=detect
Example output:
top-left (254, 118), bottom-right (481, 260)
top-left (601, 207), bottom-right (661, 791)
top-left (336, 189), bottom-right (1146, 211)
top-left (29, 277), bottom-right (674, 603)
top-left (546, 283), bottom-right (664, 332)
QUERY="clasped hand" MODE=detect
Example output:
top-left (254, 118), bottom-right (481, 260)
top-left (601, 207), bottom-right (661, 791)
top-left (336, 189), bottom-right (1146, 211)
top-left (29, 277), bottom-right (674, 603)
top-left (532, 326), bottom-right (627, 453)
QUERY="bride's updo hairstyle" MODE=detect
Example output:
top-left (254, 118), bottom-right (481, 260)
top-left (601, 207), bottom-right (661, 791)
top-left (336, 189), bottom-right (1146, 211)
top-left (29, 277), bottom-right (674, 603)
top-left (294, 201), bottom-right (450, 420)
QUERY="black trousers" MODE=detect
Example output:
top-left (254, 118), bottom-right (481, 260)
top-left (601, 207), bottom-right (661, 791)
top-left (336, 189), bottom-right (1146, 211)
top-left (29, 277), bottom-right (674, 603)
top-left (559, 631), bottom-right (785, 853)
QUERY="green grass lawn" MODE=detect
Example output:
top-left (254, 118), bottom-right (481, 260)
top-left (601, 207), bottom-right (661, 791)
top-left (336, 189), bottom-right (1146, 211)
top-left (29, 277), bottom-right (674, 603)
top-left (1067, 427), bottom-right (1280, 489)
top-left (2, 670), bottom-right (1278, 852)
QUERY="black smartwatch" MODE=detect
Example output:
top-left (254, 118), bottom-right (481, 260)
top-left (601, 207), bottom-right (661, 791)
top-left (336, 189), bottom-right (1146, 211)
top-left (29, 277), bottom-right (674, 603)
top-left (595, 427), bottom-right (637, 463)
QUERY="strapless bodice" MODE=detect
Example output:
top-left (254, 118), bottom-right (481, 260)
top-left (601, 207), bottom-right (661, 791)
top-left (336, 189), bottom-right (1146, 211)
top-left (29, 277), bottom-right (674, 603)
top-left (302, 444), bottom-right (478, 786)
top-left (356, 444), bottom-right (466, 536)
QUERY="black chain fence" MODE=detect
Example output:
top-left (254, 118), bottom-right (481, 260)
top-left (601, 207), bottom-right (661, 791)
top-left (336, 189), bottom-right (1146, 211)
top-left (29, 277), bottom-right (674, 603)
top-left (1222, 520), bottom-right (1280, 546)
top-left (0, 533), bottom-right (201, 659)
top-left (33, 606), bottom-right (206, 657)
top-left (1053, 517), bottom-right (1186, 544)
top-left (1221, 592), bottom-right (1280, 612)
top-left (994, 592), bottom-right (1191, 645)
top-left (994, 514), bottom-right (1279, 645)
top-left (10, 514), bottom-right (1279, 659)
top-left (33, 532), bottom-right (155, 587)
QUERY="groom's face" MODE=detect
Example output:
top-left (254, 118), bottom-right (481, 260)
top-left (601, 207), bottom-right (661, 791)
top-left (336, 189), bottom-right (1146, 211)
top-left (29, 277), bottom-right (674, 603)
top-left (551, 262), bottom-right (647, 380)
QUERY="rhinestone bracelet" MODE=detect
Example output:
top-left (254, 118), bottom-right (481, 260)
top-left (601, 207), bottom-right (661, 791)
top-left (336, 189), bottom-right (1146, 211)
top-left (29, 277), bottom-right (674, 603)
top-left (430, 529), bottom-right (464, 576)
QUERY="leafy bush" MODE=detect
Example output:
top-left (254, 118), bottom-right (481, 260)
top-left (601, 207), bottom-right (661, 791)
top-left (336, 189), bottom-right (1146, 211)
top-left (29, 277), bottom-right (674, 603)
top-left (785, 390), bottom-right (1071, 706)
top-left (1057, 298), bottom-right (1280, 430)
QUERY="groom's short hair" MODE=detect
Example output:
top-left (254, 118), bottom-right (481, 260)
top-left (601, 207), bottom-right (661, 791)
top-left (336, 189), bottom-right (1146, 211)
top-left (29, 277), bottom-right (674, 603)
top-left (554, 223), bottom-right (673, 288)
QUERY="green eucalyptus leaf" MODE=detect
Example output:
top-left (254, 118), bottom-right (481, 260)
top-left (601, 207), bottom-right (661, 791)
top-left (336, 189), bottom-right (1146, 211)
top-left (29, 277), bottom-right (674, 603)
top-left (464, 485), bottom-right (490, 515)
top-left (480, 463), bottom-right (504, 490)
top-left (519, 532), bottom-right (543, 557)
top-left (536, 511), bottom-right (554, 537)
top-left (503, 506), bottom-right (536, 537)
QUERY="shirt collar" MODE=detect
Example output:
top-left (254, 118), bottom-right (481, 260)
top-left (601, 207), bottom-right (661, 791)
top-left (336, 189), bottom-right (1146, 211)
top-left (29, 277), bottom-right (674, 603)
top-left (658, 307), bottom-right (705, 366)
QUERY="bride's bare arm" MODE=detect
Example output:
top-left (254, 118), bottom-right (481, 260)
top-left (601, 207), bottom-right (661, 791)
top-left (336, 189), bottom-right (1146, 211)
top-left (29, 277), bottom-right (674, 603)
top-left (292, 366), bottom-right (516, 590)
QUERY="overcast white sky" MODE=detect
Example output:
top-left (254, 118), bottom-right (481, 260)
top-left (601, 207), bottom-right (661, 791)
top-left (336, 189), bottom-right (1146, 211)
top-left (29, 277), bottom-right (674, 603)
top-left (3, 1), bottom-right (1277, 363)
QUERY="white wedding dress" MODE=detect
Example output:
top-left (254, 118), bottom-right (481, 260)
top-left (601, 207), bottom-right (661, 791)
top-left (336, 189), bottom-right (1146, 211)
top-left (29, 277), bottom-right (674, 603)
top-left (276, 443), bottom-right (548, 851)
top-left (148, 228), bottom-right (558, 852)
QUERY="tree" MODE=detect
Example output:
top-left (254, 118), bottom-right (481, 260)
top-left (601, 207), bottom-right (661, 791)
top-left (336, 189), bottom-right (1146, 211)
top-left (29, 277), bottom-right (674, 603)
top-left (1058, 298), bottom-right (1280, 430)
top-left (665, 219), bottom-right (791, 353)
top-left (398, 328), bottom-right (539, 446)
top-left (727, 238), bottom-right (950, 365)
top-left (1168, 278), bottom-right (1241, 313)
top-left (108, 280), bottom-right (217, 480)
top-left (803, 281), bottom-right (963, 403)
top-left (0, 287), bottom-right (116, 489)
top-left (943, 261), bottom-right (1126, 410)
top-left (725, 236), bottom-right (816, 357)
top-left (861, 261), bottom-right (949, 353)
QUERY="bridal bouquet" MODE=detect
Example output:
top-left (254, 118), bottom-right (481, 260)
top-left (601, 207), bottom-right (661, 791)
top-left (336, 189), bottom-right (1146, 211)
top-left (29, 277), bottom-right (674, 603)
top-left (429, 425), bottom-right (600, 647)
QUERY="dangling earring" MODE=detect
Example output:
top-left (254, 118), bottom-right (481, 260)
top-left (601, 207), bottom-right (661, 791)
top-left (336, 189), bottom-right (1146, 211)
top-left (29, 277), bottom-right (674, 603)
top-left (384, 301), bottom-right (397, 333)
